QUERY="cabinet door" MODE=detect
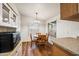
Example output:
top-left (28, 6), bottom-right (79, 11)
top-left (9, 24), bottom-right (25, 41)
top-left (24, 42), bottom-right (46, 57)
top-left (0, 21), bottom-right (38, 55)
top-left (0, 3), bottom-right (2, 23)
top-left (0, 3), bottom-right (17, 28)
top-left (2, 4), bottom-right (10, 24)
top-left (60, 3), bottom-right (78, 20)
top-left (10, 10), bottom-right (17, 27)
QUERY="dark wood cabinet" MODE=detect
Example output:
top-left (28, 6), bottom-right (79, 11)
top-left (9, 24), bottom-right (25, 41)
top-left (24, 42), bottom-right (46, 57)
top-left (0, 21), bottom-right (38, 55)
top-left (60, 3), bottom-right (79, 21)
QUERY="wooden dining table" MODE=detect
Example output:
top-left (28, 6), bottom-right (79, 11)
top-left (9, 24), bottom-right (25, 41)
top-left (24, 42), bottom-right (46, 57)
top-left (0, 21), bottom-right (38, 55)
top-left (35, 34), bottom-right (48, 46)
top-left (30, 33), bottom-right (48, 47)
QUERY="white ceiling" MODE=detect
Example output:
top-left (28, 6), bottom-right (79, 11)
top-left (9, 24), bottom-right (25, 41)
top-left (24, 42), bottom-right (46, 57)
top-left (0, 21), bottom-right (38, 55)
top-left (15, 3), bottom-right (60, 20)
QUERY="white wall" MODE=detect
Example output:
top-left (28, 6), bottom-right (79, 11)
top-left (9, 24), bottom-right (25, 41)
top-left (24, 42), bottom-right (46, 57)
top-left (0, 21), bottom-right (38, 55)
top-left (21, 15), bottom-right (46, 40)
top-left (21, 15), bottom-right (32, 40)
top-left (57, 20), bottom-right (79, 38)
top-left (46, 15), bottom-right (79, 38)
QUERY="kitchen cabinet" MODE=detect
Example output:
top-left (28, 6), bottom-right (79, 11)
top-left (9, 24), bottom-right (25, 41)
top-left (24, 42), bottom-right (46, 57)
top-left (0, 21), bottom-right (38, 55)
top-left (0, 3), bottom-right (18, 28)
top-left (60, 3), bottom-right (79, 21)
top-left (0, 3), bottom-right (10, 27)
top-left (10, 9), bottom-right (17, 27)
top-left (2, 4), bottom-right (10, 24)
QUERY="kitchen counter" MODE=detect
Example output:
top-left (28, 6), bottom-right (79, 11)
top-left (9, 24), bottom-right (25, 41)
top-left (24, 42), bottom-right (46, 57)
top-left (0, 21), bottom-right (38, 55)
top-left (52, 37), bottom-right (79, 55)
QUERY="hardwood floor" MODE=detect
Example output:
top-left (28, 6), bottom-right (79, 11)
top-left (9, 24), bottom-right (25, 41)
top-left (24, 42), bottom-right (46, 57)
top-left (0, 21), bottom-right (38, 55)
top-left (22, 42), bottom-right (53, 56)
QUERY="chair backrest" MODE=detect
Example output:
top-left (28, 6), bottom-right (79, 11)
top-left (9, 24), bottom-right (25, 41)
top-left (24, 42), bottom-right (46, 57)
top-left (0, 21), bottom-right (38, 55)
top-left (30, 33), bottom-right (32, 41)
top-left (42, 35), bottom-right (48, 41)
top-left (30, 33), bottom-right (38, 41)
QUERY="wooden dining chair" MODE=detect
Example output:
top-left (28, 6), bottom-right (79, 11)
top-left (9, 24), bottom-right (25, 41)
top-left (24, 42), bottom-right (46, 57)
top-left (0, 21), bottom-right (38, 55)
top-left (30, 33), bottom-right (32, 47)
top-left (30, 33), bottom-right (37, 47)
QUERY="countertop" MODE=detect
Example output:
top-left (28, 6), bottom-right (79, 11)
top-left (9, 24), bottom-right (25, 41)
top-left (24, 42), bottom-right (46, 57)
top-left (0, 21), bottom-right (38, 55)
top-left (52, 37), bottom-right (79, 55)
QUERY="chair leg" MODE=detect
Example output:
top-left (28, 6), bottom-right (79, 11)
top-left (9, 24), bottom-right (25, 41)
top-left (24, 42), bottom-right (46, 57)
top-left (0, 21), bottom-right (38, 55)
top-left (31, 41), bottom-right (32, 47)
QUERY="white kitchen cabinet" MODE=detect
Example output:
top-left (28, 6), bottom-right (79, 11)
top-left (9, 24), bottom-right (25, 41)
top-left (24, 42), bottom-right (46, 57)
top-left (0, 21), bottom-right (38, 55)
top-left (1, 3), bottom-right (11, 27)
top-left (0, 3), bottom-right (19, 28)
top-left (10, 9), bottom-right (17, 27)
top-left (0, 4), bottom-right (2, 24)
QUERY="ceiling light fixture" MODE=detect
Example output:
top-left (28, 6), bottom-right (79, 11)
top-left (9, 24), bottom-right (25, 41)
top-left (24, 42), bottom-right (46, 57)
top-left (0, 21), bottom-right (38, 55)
top-left (34, 12), bottom-right (40, 24)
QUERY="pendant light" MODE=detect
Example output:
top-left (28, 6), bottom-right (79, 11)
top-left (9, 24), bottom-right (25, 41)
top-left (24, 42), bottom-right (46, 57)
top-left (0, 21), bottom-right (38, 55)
top-left (34, 12), bottom-right (40, 24)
